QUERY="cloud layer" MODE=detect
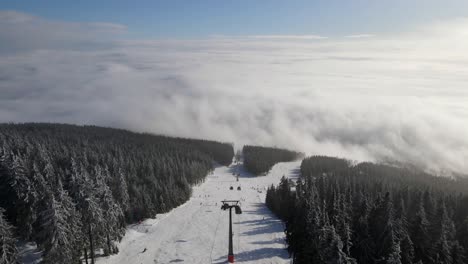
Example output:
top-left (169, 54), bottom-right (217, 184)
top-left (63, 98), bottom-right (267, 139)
top-left (1, 11), bottom-right (467, 175)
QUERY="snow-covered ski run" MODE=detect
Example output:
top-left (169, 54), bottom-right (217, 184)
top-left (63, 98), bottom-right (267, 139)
top-left (96, 161), bottom-right (300, 264)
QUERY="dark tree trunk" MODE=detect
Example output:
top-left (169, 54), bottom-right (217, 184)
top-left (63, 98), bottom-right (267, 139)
top-left (107, 233), bottom-right (111, 255)
top-left (88, 224), bottom-right (95, 264)
top-left (84, 248), bottom-right (89, 264)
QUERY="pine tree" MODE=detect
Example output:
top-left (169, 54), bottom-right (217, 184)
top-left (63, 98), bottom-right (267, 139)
top-left (431, 200), bottom-right (449, 239)
top-left (116, 168), bottom-right (129, 216)
top-left (430, 200), bottom-right (454, 264)
top-left (398, 228), bottom-right (414, 264)
top-left (423, 190), bottom-right (436, 224)
top-left (38, 182), bottom-right (82, 264)
top-left (457, 217), bottom-right (468, 258)
top-left (319, 224), bottom-right (356, 264)
top-left (351, 197), bottom-right (373, 263)
top-left (450, 241), bottom-right (466, 264)
top-left (434, 233), bottom-right (452, 264)
top-left (7, 154), bottom-right (37, 240)
top-left (0, 207), bottom-right (18, 264)
top-left (303, 187), bottom-right (322, 263)
top-left (9, 155), bottom-right (31, 203)
top-left (394, 198), bottom-right (414, 264)
top-left (381, 227), bottom-right (402, 264)
top-left (69, 162), bottom-right (104, 264)
top-left (386, 237), bottom-right (402, 264)
top-left (0, 146), bottom-right (14, 222)
top-left (277, 176), bottom-right (292, 220)
top-left (95, 166), bottom-right (124, 255)
top-left (411, 197), bottom-right (432, 263)
top-left (369, 193), bottom-right (395, 260)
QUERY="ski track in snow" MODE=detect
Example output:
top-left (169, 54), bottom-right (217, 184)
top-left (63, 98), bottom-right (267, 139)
top-left (96, 161), bottom-right (301, 264)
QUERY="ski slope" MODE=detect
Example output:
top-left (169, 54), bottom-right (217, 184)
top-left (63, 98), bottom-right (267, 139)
top-left (96, 161), bottom-right (301, 264)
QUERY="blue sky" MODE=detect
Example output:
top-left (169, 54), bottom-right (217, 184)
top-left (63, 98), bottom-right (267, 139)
top-left (2, 0), bottom-right (468, 38)
top-left (1, 1), bottom-right (468, 173)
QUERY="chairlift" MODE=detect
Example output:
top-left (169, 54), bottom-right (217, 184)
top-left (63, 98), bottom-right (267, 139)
top-left (221, 203), bottom-right (230, 210)
top-left (220, 200), bottom-right (242, 215)
top-left (237, 186), bottom-right (241, 191)
top-left (230, 186), bottom-right (233, 190)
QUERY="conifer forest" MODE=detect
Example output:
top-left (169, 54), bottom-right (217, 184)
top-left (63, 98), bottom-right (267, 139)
top-left (242, 145), bottom-right (303, 175)
top-left (266, 156), bottom-right (468, 264)
top-left (2, 124), bottom-right (468, 264)
top-left (0, 123), bottom-right (233, 264)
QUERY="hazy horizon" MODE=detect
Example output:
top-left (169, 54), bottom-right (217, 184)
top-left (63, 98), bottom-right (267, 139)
top-left (1, 3), bottom-right (468, 175)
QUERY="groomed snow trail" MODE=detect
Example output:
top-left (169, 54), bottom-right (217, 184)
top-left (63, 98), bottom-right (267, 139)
top-left (96, 161), bottom-right (300, 264)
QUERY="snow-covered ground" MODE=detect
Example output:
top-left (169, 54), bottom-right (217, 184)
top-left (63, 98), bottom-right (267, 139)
top-left (96, 161), bottom-right (300, 264)
top-left (18, 242), bottom-right (42, 264)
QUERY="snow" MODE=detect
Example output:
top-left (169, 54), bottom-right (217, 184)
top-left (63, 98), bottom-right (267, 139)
top-left (96, 161), bottom-right (301, 264)
top-left (18, 242), bottom-right (42, 264)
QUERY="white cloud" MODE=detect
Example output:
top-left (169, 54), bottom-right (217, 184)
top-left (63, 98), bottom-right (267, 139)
top-left (345, 34), bottom-right (374, 38)
top-left (0, 11), bottom-right (467, 175)
top-left (248, 35), bottom-right (328, 40)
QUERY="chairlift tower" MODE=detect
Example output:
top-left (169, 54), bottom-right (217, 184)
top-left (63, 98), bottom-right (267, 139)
top-left (220, 200), bottom-right (242, 263)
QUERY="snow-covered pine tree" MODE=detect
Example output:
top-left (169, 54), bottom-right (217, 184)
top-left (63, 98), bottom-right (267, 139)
top-left (434, 233), bottom-right (452, 264)
top-left (369, 192), bottom-right (394, 261)
top-left (385, 232), bottom-right (402, 264)
top-left (69, 161), bottom-right (104, 264)
top-left (394, 198), bottom-right (414, 264)
top-left (0, 207), bottom-right (18, 264)
top-left (0, 145), bottom-right (14, 217)
top-left (450, 241), bottom-right (467, 264)
top-left (411, 196), bottom-right (432, 263)
top-left (339, 218), bottom-right (353, 257)
top-left (38, 181), bottom-right (82, 264)
top-left (351, 196), bottom-right (373, 264)
top-left (318, 224), bottom-right (356, 264)
top-left (430, 200), bottom-right (454, 264)
top-left (399, 232), bottom-right (414, 264)
top-left (301, 182), bottom-right (322, 263)
top-left (117, 168), bottom-right (129, 214)
top-left (95, 166), bottom-right (124, 255)
top-left (8, 154), bottom-right (36, 240)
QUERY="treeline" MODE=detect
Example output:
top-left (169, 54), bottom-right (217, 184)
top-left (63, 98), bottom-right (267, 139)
top-left (266, 156), bottom-right (468, 264)
top-left (0, 123), bottom-right (233, 264)
top-left (243, 145), bottom-right (303, 175)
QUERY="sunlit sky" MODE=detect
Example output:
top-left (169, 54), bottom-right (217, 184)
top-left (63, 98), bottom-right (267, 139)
top-left (2, 0), bottom-right (468, 38)
top-left (1, 1), bottom-right (468, 174)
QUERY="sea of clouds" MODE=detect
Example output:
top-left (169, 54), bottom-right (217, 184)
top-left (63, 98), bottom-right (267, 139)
top-left (1, 11), bottom-right (467, 174)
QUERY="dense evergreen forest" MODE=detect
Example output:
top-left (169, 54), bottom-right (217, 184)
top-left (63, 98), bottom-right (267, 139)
top-left (0, 123), bottom-right (233, 264)
top-left (267, 156), bottom-right (468, 264)
top-left (243, 145), bottom-right (303, 175)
